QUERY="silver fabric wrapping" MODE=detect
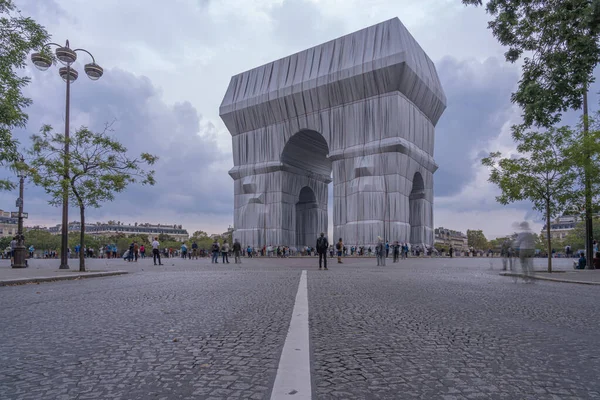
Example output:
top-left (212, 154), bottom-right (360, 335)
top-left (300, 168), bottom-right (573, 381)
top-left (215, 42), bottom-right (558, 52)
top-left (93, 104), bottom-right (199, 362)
top-left (220, 17), bottom-right (446, 249)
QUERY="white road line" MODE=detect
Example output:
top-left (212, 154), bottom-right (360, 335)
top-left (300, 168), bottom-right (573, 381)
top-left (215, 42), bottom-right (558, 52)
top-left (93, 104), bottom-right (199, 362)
top-left (271, 269), bottom-right (312, 400)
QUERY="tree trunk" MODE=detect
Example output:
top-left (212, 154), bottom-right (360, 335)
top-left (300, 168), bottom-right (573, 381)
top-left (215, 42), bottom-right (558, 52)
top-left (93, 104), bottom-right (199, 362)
top-left (546, 202), bottom-right (552, 273)
top-left (79, 206), bottom-right (86, 272)
top-left (583, 88), bottom-right (595, 269)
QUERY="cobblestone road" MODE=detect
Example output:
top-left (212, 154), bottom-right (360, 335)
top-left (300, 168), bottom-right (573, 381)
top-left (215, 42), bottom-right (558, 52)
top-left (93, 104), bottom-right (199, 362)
top-left (0, 256), bottom-right (599, 399)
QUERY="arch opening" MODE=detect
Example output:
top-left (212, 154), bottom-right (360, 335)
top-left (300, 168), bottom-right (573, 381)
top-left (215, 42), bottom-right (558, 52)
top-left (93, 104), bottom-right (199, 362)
top-left (281, 130), bottom-right (331, 177)
top-left (282, 130), bottom-right (331, 248)
top-left (409, 172), bottom-right (426, 245)
top-left (296, 186), bottom-right (320, 248)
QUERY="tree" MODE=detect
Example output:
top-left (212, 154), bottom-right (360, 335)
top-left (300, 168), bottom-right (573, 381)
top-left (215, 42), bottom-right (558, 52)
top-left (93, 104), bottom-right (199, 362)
top-left (158, 233), bottom-right (175, 242)
top-left (28, 124), bottom-right (158, 271)
top-left (467, 230), bottom-right (488, 250)
top-left (0, 0), bottom-right (50, 190)
top-left (192, 230), bottom-right (209, 239)
top-left (481, 127), bottom-right (576, 272)
top-left (562, 217), bottom-right (600, 251)
top-left (462, 0), bottom-right (600, 267)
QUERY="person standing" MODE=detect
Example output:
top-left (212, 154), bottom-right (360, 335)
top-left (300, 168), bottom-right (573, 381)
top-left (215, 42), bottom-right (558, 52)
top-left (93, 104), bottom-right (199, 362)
top-left (127, 242), bottom-right (134, 262)
top-left (140, 244), bottom-right (145, 259)
top-left (192, 241), bottom-right (198, 259)
top-left (211, 240), bottom-right (220, 263)
top-left (336, 238), bottom-right (344, 264)
top-left (316, 232), bottom-right (329, 270)
top-left (28, 244), bottom-right (35, 259)
top-left (376, 237), bottom-right (386, 266)
top-left (385, 241), bottom-right (390, 258)
top-left (393, 240), bottom-right (400, 263)
top-left (221, 240), bottom-right (230, 264)
top-left (181, 243), bottom-right (188, 259)
top-left (233, 239), bottom-right (242, 264)
top-left (133, 242), bottom-right (139, 262)
top-left (152, 237), bottom-right (162, 266)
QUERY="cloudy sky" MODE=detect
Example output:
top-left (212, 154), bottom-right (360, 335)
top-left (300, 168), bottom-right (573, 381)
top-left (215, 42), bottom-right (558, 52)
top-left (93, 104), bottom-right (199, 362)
top-left (1, 0), bottom-right (596, 239)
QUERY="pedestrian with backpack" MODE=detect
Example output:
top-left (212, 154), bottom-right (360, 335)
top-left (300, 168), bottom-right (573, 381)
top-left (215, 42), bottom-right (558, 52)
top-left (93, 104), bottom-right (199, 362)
top-left (316, 232), bottom-right (329, 270)
top-left (211, 240), bottom-right (220, 264)
top-left (336, 238), bottom-right (344, 264)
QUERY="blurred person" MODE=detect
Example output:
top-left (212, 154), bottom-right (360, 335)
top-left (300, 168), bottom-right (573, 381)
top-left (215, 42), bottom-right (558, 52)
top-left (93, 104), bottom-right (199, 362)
top-left (233, 239), bottom-right (242, 264)
top-left (515, 221), bottom-right (535, 282)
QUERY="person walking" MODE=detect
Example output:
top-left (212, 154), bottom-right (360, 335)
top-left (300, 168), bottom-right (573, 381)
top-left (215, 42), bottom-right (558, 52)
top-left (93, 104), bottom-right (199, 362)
top-left (140, 244), bottom-right (145, 259)
top-left (211, 240), bottom-right (220, 263)
top-left (233, 239), bottom-right (242, 264)
top-left (336, 238), bottom-right (344, 264)
top-left (316, 232), bottom-right (329, 270)
top-left (133, 242), bottom-right (139, 262)
top-left (221, 240), bottom-right (230, 264)
top-left (152, 237), bottom-right (163, 265)
top-left (376, 237), bottom-right (386, 266)
top-left (515, 222), bottom-right (535, 282)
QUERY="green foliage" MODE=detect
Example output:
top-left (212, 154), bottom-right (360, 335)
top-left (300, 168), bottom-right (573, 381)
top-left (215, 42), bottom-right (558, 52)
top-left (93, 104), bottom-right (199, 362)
top-left (0, 0), bottom-right (50, 190)
top-left (483, 127), bottom-right (575, 213)
top-left (22, 228), bottom-right (59, 252)
top-left (461, 0), bottom-right (600, 128)
top-left (561, 217), bottom-right (600, 250)
top-left (0, 235), bottom-right (11, 250)
top-left (482, 126), bottom-right (576, 271)
top-left (564, 116), bottom-right (600, 204)
top-left (467, 229), bottom-right (488, 250)
top-left (27, 123), bottom-right (158, 270)
top-left (158, 233), bottom-right (175, 242)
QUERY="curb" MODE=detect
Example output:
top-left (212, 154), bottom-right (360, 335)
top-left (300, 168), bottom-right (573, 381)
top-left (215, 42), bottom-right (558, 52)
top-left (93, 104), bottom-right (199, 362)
top-left (0, 270), bottom-right (129, 287)
top-left (499, 272), bottom-right (600, 286)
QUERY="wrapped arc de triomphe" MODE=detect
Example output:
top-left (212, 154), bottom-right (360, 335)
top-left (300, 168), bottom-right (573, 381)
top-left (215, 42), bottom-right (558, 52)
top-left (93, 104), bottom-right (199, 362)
top-left (219, 18), bottom-right (446, 249)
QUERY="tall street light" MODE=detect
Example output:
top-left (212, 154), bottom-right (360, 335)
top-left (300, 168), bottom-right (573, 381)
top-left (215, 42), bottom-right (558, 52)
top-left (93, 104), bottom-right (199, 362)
top-left (30, 40), bottom-right (103, 269)
top-left (12, 156), bottom-right (27, 269)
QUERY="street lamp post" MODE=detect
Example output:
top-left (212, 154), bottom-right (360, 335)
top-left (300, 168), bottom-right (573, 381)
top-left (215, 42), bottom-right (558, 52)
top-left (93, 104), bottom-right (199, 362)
top-left (31, 41), bottom-right (103, 269)
top-left (12, 158), bottom-right (27, 269)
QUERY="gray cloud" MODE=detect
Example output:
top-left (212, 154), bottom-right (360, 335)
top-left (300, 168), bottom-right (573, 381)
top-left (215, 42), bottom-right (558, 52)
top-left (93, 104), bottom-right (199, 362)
top-left (434, 56), bottom-right (520, 197)
top-left (0, 67), bottom-right (232, 231)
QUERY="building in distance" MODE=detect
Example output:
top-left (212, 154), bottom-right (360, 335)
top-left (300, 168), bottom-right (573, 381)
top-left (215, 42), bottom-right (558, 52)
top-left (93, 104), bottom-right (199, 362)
top-left (434, 227), bottom-right (469, 252)
top-left (0, 209), bottom-right (17, 238)
top-left (48, 221), bottom-right (189, 242)
top-left (540, 214), bottom-right (579, 241)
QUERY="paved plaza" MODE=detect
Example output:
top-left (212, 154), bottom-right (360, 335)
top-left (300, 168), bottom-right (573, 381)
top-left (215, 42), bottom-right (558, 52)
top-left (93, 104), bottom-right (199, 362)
top-left (1, 256), bottom-right (599, 399)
